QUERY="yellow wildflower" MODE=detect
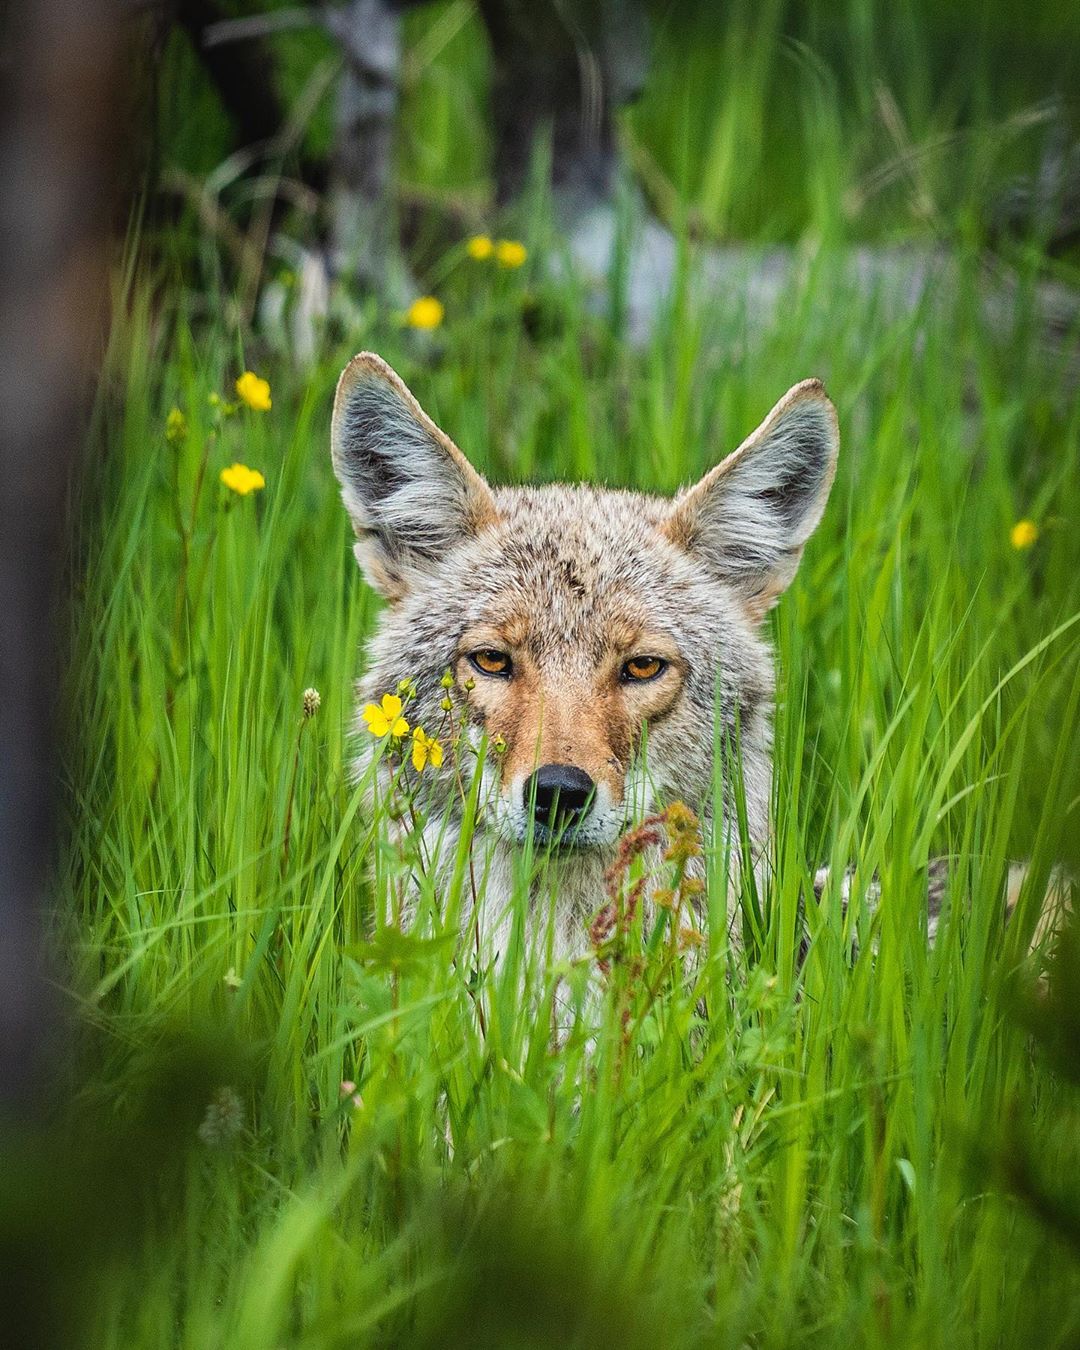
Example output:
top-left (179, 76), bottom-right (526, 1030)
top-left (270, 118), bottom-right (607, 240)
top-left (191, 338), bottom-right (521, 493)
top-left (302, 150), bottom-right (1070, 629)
top-left (235, 370), bottom-right (272, 412)
top-left (165, 407), bottom-right (188, 445)
top-left (466, 234), bottom-right (494, 260)
top-left (220, 463), bottom-right (266, 496)
top-left (411, 726), bottom-right (444, 772)
top-left (494, 239), bottom-right (527, 269)
top-left (1010, 519), bottom-right (1039, 550)
top-left (405, 296), bottom-right (445, 330)
top-left (362, 693), bottom-right (409, 738)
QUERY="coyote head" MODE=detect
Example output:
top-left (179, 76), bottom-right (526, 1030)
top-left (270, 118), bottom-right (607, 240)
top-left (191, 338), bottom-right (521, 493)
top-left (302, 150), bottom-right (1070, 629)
top-left (332, 353), bottom-right (837, 859)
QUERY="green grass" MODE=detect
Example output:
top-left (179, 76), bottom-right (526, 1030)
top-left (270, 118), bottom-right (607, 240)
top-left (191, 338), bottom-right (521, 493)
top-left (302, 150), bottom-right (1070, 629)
top-left (56, 229), bottom-right (1080, 1347)
top-left (50, 5), bottom-right (1080, 1344)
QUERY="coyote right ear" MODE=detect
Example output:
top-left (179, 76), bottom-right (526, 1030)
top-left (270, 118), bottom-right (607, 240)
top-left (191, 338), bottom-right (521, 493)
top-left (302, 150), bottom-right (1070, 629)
top-left (663, 380), bottom-right (839, 619)
top-left (331, 353), bottom-right (498, 600)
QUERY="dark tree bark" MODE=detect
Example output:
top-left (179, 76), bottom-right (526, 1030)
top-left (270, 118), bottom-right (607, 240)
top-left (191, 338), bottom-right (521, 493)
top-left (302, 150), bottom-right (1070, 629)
top-left (0, 0), bottom-right (121, 1116)
top-left (476, 0), bottom-right (649, 205)
top-left (152, 0), bottom-right (327, 214)
top-left (175, 0), bottom-right (290, 154)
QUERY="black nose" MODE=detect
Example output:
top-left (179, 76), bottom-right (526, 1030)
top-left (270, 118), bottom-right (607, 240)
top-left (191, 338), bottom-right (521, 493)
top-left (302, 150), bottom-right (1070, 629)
top-left (524, 764), bottom-right (595, 831)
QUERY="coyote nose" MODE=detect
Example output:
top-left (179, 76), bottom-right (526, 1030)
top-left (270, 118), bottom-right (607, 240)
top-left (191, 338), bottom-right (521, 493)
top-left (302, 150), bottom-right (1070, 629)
top-left (525, 764), bottom-right (595, 831)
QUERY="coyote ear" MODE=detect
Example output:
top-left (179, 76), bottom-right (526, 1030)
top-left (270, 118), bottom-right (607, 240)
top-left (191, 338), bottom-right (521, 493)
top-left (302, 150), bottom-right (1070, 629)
top-left (331, 352), bottom-right (498, 600)
top-left (664, 380), bottom-right (838, 618)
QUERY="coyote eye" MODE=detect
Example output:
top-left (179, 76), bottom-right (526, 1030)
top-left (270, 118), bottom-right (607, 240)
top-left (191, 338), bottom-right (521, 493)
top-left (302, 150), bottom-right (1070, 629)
top-left (469, 649), bottom-right (512, 678)
top-left (622, 656), bottom-right (667, 682)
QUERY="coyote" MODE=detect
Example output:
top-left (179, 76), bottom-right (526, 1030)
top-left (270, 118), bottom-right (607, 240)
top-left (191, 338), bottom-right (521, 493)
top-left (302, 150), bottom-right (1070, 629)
top-left (331, 352), bottom-right (838, 960)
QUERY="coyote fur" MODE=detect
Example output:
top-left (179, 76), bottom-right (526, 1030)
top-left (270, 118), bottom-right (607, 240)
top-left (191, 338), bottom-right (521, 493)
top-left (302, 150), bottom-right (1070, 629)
top-left (331, 353), bottom-right (1068, 964)
top-left (331, 352), bottom-right (838, 960)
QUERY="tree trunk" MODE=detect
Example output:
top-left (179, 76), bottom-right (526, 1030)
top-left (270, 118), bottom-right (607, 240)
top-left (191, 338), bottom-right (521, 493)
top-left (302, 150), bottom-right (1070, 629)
top-left (0, 0), bottom-right (120, 1117)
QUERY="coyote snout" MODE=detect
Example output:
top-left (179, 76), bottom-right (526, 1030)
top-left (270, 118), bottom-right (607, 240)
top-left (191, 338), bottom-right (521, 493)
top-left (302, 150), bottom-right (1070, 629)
top-left (458, 632), bottom-right (684, 848)
top-left (523, 764), bottom-right (596, 840)
top-left (502, 762), bottom-right (622, 850)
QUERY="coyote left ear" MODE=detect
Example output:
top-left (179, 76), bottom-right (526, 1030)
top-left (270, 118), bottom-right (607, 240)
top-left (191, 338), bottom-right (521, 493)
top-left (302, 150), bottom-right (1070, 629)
top-left (664, 380), bottom-right (839, 618)
top-left (331, 352), bottom-right (498, 601)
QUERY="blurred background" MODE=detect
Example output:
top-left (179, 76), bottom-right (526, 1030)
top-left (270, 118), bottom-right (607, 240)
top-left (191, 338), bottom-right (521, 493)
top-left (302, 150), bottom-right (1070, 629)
top-left (148, 0), bottom-right (1080, 338)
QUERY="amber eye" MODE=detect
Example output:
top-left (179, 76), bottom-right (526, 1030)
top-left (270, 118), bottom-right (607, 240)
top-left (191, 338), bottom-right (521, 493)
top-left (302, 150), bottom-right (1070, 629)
top-left (469, 649), bottom-right (512, 678)
top-left (622, 655), bottom-right (667, 682)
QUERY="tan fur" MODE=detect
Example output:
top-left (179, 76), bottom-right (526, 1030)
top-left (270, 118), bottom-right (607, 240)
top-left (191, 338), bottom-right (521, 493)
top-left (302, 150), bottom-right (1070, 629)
top-left (1005, 863), bottom-right (1074, 963)
top-left (456, 625), bottom-right (684, 800)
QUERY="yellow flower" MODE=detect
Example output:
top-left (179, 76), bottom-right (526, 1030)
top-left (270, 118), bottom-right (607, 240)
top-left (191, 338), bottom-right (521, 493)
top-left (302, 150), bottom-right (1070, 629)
top-left (362, 693), bottom-right (409, 738)
top-left (494, 239), bottom-right (527, 269)
top-left (466, 234), bottom-right (494, 260)
top-left (411, 726), bottom-right (444, 772)
top-left (165, 407), bottom-right (188, 445)
top-left (220, 463), bottom-right (266, 496)
top-left (405, 296), bottom-right (445, 330)
top-left (235, 370), bottom-right (272, 412)
top-left (1010, 519), bottom-right (1039, 550)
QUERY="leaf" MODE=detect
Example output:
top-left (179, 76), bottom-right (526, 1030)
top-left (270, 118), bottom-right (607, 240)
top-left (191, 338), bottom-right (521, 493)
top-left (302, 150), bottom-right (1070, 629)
top-left (345, 926), bottom-right (456, 977)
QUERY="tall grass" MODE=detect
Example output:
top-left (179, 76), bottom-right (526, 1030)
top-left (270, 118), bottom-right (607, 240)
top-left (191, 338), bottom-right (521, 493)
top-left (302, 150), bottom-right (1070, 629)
top-left (56, 224), bottom-right (1080, 1347)
top-left (626, 0), bottom-right (1080, 241)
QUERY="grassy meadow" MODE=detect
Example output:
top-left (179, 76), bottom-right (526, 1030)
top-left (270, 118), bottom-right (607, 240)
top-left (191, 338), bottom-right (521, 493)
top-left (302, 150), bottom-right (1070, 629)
top-left (52, 3), bottom-right (1080, 1346)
